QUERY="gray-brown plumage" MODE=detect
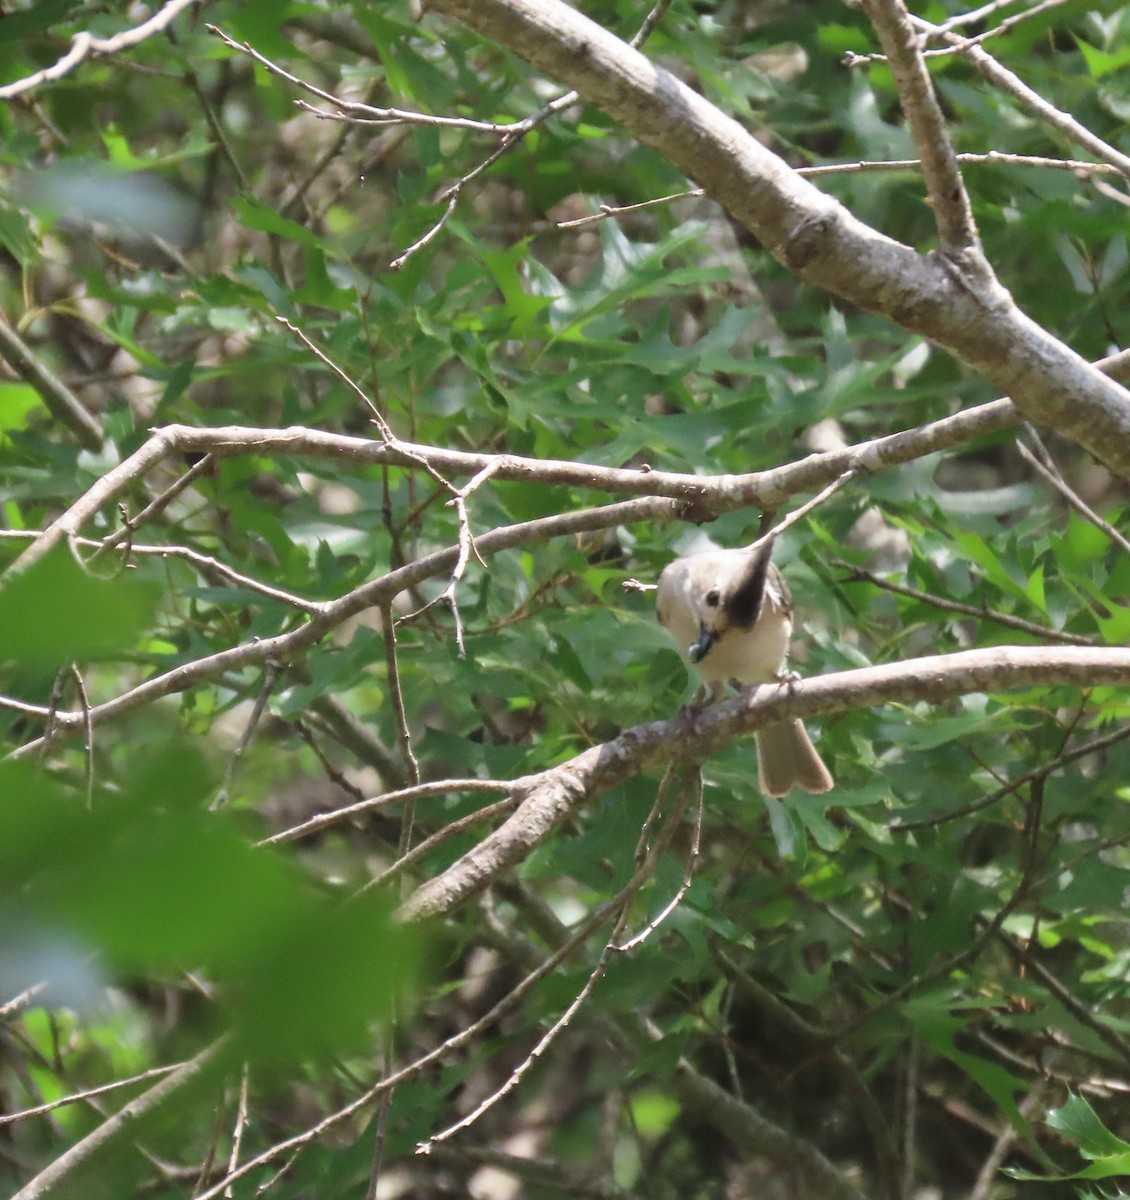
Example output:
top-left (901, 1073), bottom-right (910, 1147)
top-left (656, 542), bottom-right (833, 797)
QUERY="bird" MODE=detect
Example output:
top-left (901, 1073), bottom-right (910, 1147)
top-left (655, 541), bottom-right (834, 797)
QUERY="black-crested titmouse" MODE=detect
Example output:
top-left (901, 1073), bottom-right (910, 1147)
top-left (656, 541), bottom-right (834, 797)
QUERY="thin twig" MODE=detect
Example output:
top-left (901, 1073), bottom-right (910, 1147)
top-left (419, 913), bottom-right (634, 1153)
top-left (416, 767), bottom-right (695, 1153)
top-left (211, 661), bottom-right (280, 810)
top-left (848, 0), bottom-right (1070, 62)
top-left (388, 0), bottom-right (671, 269)
top-left (968, 1089), bottom-right (1045, 1200)
top-left (10, 493), bottom-right (680, 757)
top-left (290, 718), bottom-right (367, 804)
top-left (861, 0), bottom-right (981, 251)
top-left (360, 797), bottom-right (519, 893)
top-left (0, 529), bottom-right (323, 612)
top-left (0, 310), bottom-right (103, 449)
top-left (258, 778), bottom-right (510, 846)
top-left (743, 469), bottom-right (857, 553)
top-left (902, 1038), bottom-right (919, 1200)
top-left (223, 1067), bottom-right (250, 1200)
top-left (1016, 437), bottom-right (1130, 556)
top-left (381, 604), bottom-right (421, 875)
top-left (275, 318), bottom-right (461, 509)
top-left (275, 315), bottom-right (391, 435)
top-left (616, 771), bottom-right (703, 951)
top-left (932, 0), bottom-right (1025, 33)
top-left (398, 459), bottom-right (500, 654)
top-left (832, 558), bottom-right (1097, 646)
top-left (0, 0), bottom-right (204, 100)
top-left (889, 723), bottom-right (1130, 832)
top-left (8, 1037), bottom-right (228, 1200)
top-left (557, 152), bottom-right (1124, 228)
top-left (194, 886), bottom-right (640, 1199)
top-left (0, 1062), bottom-right (184, 1126)
top-left (0, 981), bottom-right (48, 1019)
top-left (69, 665), bottom-right (94, 807)
top-left (388, 190), bottom-right (459, 271)
top-left (92, 454), bottom-right (216, 559)
top-left (920, 0), bottom-right (1070, 56)
top-left (366, 1056), bottom-right (393, 1200)
top-left (208, 25), bottom-right (514, 133)
top-left (907, 14), bottom-right (1130, 180)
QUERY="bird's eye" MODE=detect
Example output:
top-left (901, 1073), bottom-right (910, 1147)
top-left (705, 589), bottom-right (720, 607)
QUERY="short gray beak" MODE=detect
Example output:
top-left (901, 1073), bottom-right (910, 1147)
top-left (689, 624), bottom-right (715, 664)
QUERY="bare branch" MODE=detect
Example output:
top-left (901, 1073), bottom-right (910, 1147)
top-left (742, 468), bottom-right (858, 552)
top-left (1017, 438), bottom-right (1130, 557)
top-left (920, 0), bottom-right (1070, 56)
top-left (0, 1063), bottom-right (184, 1127)
top-left (68, 665), bottom-right (93, 808)
top-left (417, 765), bottom-right (695, 1153)
top-left (210, 661), bottom-right (281, 810)
top-left (224, 1067), bottom-right (251, 1200)
top-left (193, 886), bottom-right (636, 1200)
top-left (209, 24), bottom-right (520, 133)
top-left (558, 154), bottom-right (1122, 229)
top-left (0, 530), bottom-right (322, 612)
top-left (860, 0), bottom-right (981, 253)
top-left (388, 191), bottom-right (460, 271)
top-left (381, 602), bottom-right (421, 794)
top-left (4, 400), bottom-right (1020, 575)
top-left (909, 14), bottom-right (1130, 181)
top-left (361, 797), bottom-right (519, 893)
top-left (425, 0), bottom-right (1130, 480)
top-left (92, 455), bottom-right (216, 559)
top-left (0, 0), bottom-right (205, 101)
top-left (8, 493), bottom-right (676, 757)
top-left (400, 645), bottom-right (1130, 920)
top-left (8, 1038), bottom-right (227, 1200)
top-left (0, 310), bottom-right (103, 450)
top-left (832, 557), bottom-right (1097, 646)
top-left (259, 779), bottom-right (512, 847)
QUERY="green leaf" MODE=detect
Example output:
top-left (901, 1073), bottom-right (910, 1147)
top-left (0, 0), bottom-right (84, 46)
top-left (1047, 1093), bottom-right (1130, 1158)
top-left (1074, 35), bottom-right (1130, 79)
top-left (0, 382), bottom-right (46, 433)
top-left (0, 547), bottom-right (160, 665)
top-left (232, 196), bottom-right (322, 248)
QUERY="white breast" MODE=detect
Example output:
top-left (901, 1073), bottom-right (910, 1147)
top-left (700, 600), bottom-right (791, 685)
top-left (656, 551), bottom-right (793, 687)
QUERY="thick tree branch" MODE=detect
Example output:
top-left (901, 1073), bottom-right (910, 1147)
top-left (400, 646), bottom-right (1130, 919)
top-left (7, 402), bottom-right (1018, 575)
top-left (425, 0), bottom-right (1130, 479)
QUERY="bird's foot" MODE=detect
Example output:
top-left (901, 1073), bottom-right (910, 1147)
top-left (773, 668), bottom-right (801, 697)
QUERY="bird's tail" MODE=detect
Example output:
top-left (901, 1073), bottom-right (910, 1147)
top-left (756, 719), bottom-right (834, 796)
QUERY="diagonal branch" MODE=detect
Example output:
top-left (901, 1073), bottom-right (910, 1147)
top-left (425, 0), bottom-right (1130, 480)
top-left (860, 0), bottom-right (981, 254)
top-left (0, 0), bottom-right (206, 101)
top-left (8, 1037), bottom-right (228, 1200)
top-left (400, 645), bottom-right (1130, 920)
top-left (4, 401), bottom-right (1018, 575)
top-left (910, 15), bottom-right (1130, 181)
top-left (6, 493), bottom-right (677, 757)
top-left (0, 310), bottom-right (103, 451)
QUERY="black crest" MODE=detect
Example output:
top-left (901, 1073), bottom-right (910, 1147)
top-left (726, 540), bottom-right (774, 630)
